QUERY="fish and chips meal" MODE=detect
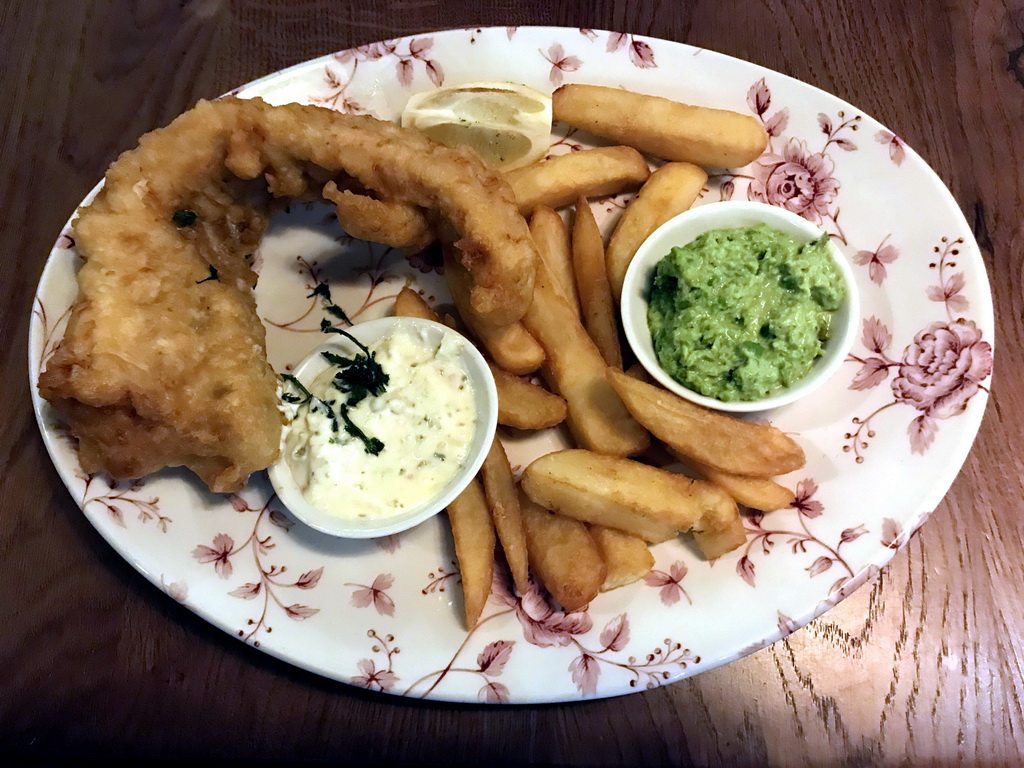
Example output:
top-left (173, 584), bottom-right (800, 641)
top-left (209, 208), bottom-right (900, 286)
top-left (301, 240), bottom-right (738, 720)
top-left (39, 78), bottom-right (813, 629)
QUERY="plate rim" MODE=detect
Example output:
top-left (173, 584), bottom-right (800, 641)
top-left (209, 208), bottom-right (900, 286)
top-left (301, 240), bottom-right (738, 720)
top-left (27, 25), bottom-right (995, 704)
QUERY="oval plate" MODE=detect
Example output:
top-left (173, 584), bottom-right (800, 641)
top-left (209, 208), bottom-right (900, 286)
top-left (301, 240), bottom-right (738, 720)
top-left (28, 27), bottom-right (993, 704)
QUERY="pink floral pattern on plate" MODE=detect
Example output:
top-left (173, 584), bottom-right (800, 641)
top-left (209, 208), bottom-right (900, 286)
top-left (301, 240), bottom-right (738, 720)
top-left (312, 38), bottom-right (444, 111)
top-left (741, 78), bottom-right (858, 243)
top-left (737, 481), bottom-right (864, 598)
top-left (28, 27), bottom-right (993, 704)
top-left (852, 235), bottom-right (899, 285)
top-left (191, 495), bottom-right (324, 646)
top-left (846, 315), bottom-right (991, 456)
top-left (845, 235), bottom-right (992, 458)
top-left (82, 475), bottom-right (169, 532)
top-left (347, 574), bottom-right (396, 616)
top-left (604, 32), bottom-right (657, 68)
top-left (875, 130), bottom-right (906, 166)
top-left (391, 574), bottom-right (699, 699)
top-left (643, 562), bottom-right (691, 606)
top-left (541, 43), bottom-right (582, 86)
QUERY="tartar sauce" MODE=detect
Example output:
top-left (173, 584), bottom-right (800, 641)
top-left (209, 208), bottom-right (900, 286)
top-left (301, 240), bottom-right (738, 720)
top-left (282, 326), bottom-right (477, 520)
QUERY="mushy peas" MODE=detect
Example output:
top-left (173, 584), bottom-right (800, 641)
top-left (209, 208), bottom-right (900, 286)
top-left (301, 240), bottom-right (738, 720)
top-left (647, 224), bottom-right (845, 402)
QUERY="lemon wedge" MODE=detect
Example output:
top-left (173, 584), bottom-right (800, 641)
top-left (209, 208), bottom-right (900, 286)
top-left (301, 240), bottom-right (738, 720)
top-left (401, 81), bottom-right (553, 170)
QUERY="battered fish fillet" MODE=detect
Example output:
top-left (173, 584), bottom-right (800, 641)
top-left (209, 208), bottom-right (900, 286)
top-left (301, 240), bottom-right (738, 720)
top-left (322, 180), bottom-right (433, 252)
top-left (38, 97), bottom-right (537, 492)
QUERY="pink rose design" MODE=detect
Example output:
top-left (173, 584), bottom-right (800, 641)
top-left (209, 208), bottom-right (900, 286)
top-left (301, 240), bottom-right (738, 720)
top-left (748, 139), bottom-right (839, 223)
top-left (891, 319), bottom-right (992, 419)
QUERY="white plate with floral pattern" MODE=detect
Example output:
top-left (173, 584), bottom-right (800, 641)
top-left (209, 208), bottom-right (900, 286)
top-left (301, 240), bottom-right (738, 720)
top-left (29, 27), bottom-right (994, 704)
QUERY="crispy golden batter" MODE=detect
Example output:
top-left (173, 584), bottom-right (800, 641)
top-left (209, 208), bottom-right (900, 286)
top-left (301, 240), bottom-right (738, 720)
top-left (39, 97), bottom-right (537, 491)
top-left (322, 181), bottom-right (433, 253)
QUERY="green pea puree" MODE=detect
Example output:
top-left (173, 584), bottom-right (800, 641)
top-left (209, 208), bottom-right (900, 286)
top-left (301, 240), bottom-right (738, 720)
top-left (647, 224), bottom-right (845, 402)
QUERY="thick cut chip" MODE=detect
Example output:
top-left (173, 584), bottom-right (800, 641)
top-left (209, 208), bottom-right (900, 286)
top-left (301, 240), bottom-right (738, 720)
top-left (589, 524), bottom-right (654, 591)
top-left (446, 478), bottom-right (495, 629)
top-left (607, 368), bottom-right (805, 477)
top-left (692, 513), bottom-right (748, 560)
top-left (530, 205), bottom-right (580, 315)
top-left (507, 146), bottom-right (649, 214)
top-left (552, 84), bottom-right (768, 168)
top-left (605, 162), bottom-right (707, 301)
top-left (522, 449), bottom-right (737, 543)
top-left (519, 489), bottom-right (605, 611)
top-left (675, 452), bottom-right (795, 512)
top-left (393, 285), bottom-right (441, 322)
top-left (488, 363), bottom-right (567, 430)
top-left (572, 196), bottom-right (622, 368)
top-left (522, 260), bottom-right (649, 456)
top-left (480, 437), bottom-right (530, 593)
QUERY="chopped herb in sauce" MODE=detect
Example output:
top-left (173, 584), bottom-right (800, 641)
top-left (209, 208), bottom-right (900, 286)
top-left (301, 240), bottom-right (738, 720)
top-left (280, 373), bottom-right (312, 404)
top-left (320, 320), bottom-right (390, 399)
top-left (280, 322), bottom-right (390, 455)
top-left (338, 406), bottom-right (384, 455)
top-left (282, 374), bottom-right (341, 438)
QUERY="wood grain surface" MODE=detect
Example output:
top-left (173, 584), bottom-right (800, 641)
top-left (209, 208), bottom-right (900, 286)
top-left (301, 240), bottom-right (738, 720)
top-left (2, 1), bottom-right (1022, 765)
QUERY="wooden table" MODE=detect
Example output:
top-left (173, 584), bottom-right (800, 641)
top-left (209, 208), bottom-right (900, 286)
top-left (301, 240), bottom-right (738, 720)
top-left (2, 1), bottom-right (1021, 764)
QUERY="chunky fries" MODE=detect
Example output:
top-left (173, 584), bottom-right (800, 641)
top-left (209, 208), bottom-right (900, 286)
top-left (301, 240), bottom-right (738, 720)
top-left (480, 436), bottom-right (530, 593)
top-left (552, 84), bottom-right (768, 168)
top-left (530, 205), bottom-right (580, 315)
top-left (522, 260), bottom-right (649, 456)
top-left (520, 489), bottom-right (605, 610)
top-left (507, 145), bottom-right (649, 214)
top-left (589, 524), bottom-right (654, 591)
top-left (572, 196), bottom-right (622, 368)
top-left (605, 162), bottom-right (707, 301)
top-left (488, 362), bottom-right (568, 430)
top-left (446, 479), bottom-right (495, 629)
top-left (397, 77), bottom-right (806, 622)
top-left (607, 368), bottom-right (805, 477)
top-left (522, 449), bottom-right (738, 544)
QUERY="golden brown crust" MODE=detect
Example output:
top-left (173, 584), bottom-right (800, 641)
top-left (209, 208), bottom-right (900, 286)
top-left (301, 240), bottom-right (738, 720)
top-left (39, 97), bottom-right (537, 492)
top-left (322, 180), bottom-right (433, 252)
